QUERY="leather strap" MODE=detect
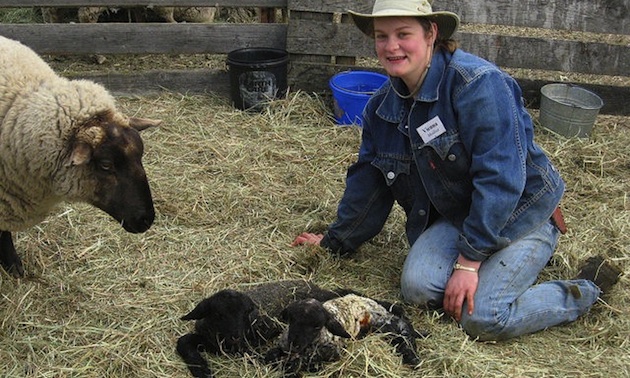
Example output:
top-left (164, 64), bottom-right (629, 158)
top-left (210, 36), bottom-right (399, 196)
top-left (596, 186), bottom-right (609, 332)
top-left (551, 207), bottom-right (567, 234)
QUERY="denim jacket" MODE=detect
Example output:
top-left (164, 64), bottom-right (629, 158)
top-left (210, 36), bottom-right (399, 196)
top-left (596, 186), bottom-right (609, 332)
top-left (321, 48), bottom-right (564, 261)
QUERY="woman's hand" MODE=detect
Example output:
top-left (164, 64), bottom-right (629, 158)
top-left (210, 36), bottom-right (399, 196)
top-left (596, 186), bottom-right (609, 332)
top-left (443, 257), bottom-right (481, 322)
top-left (291, 232), bottom-right (324, 246)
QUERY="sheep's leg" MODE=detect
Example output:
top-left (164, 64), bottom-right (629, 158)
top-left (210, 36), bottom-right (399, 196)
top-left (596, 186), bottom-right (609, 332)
top-left (251, 314), bottom-right (284, 344)
top-left (0, 231), bottom-right (24, 278)
top-left (264, 345), bottom-right (287, 364)
top-left (176, 333), bottom-right (214, 378)
top-left (265, 348), bottom-right (307, 378)
top-left (281, 356), bottom-right (307, 378)
top-left (388, 333), bottom-right (421, 366)
top-left (374, 316), bottom-right (422, 366)
top-left (373, 298), bottom-right (406, 318)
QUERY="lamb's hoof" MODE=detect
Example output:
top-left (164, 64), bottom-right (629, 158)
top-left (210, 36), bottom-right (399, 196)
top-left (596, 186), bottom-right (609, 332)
top-left (575, 256), bottom-right (623, 294)
top-left (402, 353), bottom-right (421, 367)
top-left (264, 347), bottom-right (287, 364)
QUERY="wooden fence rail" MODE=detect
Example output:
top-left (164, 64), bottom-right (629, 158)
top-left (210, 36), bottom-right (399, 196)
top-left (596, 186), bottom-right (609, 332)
top-left (0, 0), bottom-right (628, 115)
top-left (288, 0), bottom-right (630, 115)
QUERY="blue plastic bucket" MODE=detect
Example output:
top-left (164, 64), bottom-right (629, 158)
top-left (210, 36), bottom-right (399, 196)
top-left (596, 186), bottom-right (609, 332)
top-left (329, 71), bottom-right (388, 126)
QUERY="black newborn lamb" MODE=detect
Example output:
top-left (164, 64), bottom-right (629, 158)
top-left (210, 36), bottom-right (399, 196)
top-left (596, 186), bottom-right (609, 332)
top-left (176, 280), bottom-right (345, 378)
top-left (264, 293), bottom-right (424, 377)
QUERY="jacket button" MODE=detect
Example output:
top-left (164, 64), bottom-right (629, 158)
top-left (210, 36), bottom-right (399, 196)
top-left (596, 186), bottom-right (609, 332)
top-left (418, 209), bottom-right (426, 216)
top-left (448, 154), bottom-right (456, 161)
top-left (387, 171), bottom-right (395, 180)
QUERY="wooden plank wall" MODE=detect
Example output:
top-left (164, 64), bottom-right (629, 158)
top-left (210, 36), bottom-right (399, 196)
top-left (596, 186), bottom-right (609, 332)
top-left (0, 1), bottom-right (629, 115)
top-left (0, 1), bottom-right (288, 97)
top-left (287, 0), bottom-right (630, 115)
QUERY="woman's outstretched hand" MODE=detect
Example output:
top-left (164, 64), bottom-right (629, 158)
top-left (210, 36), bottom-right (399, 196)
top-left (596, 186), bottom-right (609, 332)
top-left (291, 232), bottom-right (324, 246)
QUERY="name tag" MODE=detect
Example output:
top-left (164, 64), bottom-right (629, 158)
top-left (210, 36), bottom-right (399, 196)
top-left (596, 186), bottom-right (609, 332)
top-left (416, 116), bottom-right (446, 143)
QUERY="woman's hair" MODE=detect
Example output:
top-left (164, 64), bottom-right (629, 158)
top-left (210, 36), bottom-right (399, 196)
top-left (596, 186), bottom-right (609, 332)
top-left (418, 17), bottom-right (458, 53)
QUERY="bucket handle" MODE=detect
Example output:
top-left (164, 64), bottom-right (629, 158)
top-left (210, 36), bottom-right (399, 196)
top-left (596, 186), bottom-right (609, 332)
top-left (225, 55), bottom-right (292, 73)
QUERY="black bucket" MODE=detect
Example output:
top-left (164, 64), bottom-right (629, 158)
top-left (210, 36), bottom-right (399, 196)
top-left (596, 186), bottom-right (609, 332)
top-left (226, 48), bottom-right (289, 111)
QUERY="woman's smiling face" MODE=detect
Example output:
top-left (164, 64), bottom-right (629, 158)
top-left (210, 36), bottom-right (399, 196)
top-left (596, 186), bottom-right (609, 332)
top-left (373, 17), bottom-right (436, 90)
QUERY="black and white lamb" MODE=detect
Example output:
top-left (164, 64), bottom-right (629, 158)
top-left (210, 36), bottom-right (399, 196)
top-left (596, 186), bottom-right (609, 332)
top-left (264, 293), bottom-right (423, 377)
top-left (176, 280), bottom-right (347, 378)
top-left (0, 36), bottom-right (161, 277)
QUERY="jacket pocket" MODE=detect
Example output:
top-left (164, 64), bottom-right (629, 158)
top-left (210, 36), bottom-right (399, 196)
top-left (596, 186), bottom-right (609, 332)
top-left (371, 155), bottom-right (411, 186)
top-left (419, 132), bottom-right (470, 183)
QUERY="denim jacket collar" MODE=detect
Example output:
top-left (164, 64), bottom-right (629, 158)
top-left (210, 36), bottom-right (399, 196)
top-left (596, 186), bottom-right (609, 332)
top-left (376, 49), bottom-right (449, 124)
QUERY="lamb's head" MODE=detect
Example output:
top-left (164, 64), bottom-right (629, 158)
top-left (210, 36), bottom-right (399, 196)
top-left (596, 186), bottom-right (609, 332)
top-left (280, 298), bottom-right (351, 354)
top-left (181, 289), bottom-right (260, 353)
top-left (64, 108), bottom-right (160, 233)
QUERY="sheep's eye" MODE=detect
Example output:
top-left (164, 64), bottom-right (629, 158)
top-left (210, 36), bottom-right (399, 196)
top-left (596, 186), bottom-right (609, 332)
top-left (98, 160), bottom-right (114, 171)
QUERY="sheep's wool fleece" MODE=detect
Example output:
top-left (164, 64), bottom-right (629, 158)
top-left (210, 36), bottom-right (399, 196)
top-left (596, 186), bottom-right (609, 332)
top-left (277, 294), bottom-right (395, 352)
top-left (244, 280), bottom-right (327, 318)
top-left (324, 294), bottom-right (393, 338)
top-left (0, 36), bottom-right (122, 231)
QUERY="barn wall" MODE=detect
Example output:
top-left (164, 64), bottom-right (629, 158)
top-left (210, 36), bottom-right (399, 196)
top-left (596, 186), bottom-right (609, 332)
top-left (0, 0), bottom-right (628, 114)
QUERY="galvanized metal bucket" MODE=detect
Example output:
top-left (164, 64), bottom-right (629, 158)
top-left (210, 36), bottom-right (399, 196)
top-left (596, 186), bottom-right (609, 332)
top-left (538, 84), bottom-right (603, 138)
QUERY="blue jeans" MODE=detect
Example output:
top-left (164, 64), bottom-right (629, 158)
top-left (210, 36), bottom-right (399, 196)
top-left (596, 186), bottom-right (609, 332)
top-left (400, 218), bottom-right (601, 341)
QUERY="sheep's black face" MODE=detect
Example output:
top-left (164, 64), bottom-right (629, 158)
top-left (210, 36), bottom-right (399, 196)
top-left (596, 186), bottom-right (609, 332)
top-left (89, 122), bottom-right (154, 233)
top-left (283, 299), bottom-right (328, 353)
top-left (185, 289), bottom-right (258, 353)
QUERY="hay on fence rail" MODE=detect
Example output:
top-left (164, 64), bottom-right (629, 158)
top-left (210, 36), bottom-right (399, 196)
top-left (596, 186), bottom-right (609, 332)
top-left (0, 91), bottom-right (628, 377)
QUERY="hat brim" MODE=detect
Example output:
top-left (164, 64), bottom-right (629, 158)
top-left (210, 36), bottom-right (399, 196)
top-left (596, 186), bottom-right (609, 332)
top-left (348, 10), bottom-right (459, 40)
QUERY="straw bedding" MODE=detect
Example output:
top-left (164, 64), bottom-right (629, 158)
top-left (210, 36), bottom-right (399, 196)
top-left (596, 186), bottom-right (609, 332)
top-left (0, 89), bottom-right (627, 377)
top-left (0, 6), bottom-right (628, 378)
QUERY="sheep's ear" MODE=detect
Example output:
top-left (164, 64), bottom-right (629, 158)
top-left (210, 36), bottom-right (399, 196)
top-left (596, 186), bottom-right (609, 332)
top-left (67, 141), bottom-right (92, 166)
top-left (129, 117), bottom-right (162, 131)
top-left (66, 123), bottom-right (106, 166)
top-left (180, 298), bottom-right (215, 321)
top-left (325, 317), bottom-right (352, 339)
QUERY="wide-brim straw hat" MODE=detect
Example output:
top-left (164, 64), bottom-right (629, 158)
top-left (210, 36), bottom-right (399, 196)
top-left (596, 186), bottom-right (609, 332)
top-left (348, 0), bottom-right (460, 40)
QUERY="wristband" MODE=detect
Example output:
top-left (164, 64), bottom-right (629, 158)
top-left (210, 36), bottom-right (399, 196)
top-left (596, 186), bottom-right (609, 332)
top-left (454, 262), bottom-right (478, 273)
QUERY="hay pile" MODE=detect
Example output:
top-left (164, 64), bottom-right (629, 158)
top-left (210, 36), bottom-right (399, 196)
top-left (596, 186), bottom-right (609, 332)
top-left (0, 91), bottom-right (628, 377)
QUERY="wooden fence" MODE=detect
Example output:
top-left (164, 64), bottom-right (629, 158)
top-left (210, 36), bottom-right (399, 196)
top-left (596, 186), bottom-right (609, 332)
top-left (0, 0), bottom-right (628, 115)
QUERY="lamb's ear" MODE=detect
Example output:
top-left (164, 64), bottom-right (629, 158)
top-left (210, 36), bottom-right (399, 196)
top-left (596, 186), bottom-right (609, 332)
top-left (129, 117), bottom-right (162, 131)
top-left (67, 141), bottom-right (93, 166)
top-left (180, 298), bottom-right (215, 321)
top-left (325, 316), bottom-right (352, 339)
